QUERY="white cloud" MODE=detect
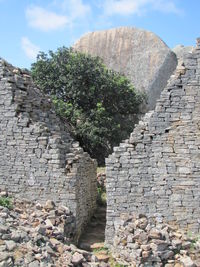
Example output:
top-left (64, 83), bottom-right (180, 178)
top-left (21, 37), bottom-right (40, 60)
top-left (152, 0), bottom-right (182, 14)
top-left (60, 0), bottom-right (91, 19)
top-left (26, 1), bottom-right (91, 31)
top-left (102, 0), bottom-right (182, 16)
top-left (26, 6), bottom-right (69, 31)
top-left (103, 0), bottom-right (146, 16)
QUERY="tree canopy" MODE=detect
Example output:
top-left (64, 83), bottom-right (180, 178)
top-left (31, 47), bottom-right (144, 165)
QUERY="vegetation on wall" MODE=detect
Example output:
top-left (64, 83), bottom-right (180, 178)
top-left (31, 47), bottom-right (144, 165)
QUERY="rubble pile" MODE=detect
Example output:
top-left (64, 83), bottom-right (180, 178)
top-left (112, 213), bottom-right (200, 267)
top-left (1, 195), bottom-right (200, 267)
top-left (0, 196), bottom-right (108, 267)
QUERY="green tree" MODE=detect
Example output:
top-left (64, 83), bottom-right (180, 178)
top-left (31, 47), bottom-right (144, 165)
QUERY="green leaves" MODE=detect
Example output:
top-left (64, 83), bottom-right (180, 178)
top-left (0, 197), bottom-right (13, 209)
top-left (31, 47), bottom-right (144, 165)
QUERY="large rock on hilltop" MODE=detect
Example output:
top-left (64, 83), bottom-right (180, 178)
top-left (74, 27), bottom-right (177, 110)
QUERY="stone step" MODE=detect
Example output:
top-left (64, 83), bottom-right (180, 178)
top-left (79, 235), bottom-right (105, 251)
top-left (78, 206), bottom-right (106, 252)
top-left (89, 221), bottom-right (106, 227)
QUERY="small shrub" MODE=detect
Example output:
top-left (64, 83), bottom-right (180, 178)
top-left (0, 197), bottom-right (12, 209)
top-left (97, 187), bottom-right (106, 206)
top-left (108, 253), bottom-right (128, 267)
top-left (93, 246), bottom-right (109, 253)
top-left (187, 231), bottom-right (200, 250)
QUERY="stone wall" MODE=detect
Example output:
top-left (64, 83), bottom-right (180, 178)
top-left (0, 58), bottom-right (97, 241)
top-left (106, 39), bottom-right (200, 245)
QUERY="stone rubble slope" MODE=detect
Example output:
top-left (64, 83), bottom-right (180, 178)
top-left (112, 213), bottom-right (200, 267)
top-left (0, 195), bottom-right (109, 267)
top-left (74, 27), bottom-right (177, 110)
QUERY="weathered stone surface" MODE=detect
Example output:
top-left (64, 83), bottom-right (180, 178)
top-left (180, 256), bottom-right (196, 267)
top-left (0, 58), bottom-right (97, 241)
top-left (71, 252), bottom-right (84, 265)
top-left (4, 240), bottom-right (16, 251)
top-left (74, 27), bottom-right (177, 110)
top-left (173, 45), bottom-right (194, 60)
top-left (106, 39), bottom-right (200, 245)
top-left (95, 254), bottom-right (110, 263)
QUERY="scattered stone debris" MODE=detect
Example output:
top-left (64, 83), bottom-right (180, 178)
top-left (0, 198), bottom-right (109, 267)
top-left (1, 197), bottom-right (200, 266)
top-left (112, 213), bottom-right (200, 267)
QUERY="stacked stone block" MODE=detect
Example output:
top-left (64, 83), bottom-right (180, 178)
top-left (0, 59), bottom-right (97, 241)
top-left (106, 39), bottom-right (200, 245)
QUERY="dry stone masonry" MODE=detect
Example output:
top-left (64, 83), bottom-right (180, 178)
top-left (106, 39), bottom-right (200, 246)
top-left (0, 58), bottom-right (97, 241)
top-left (74, 27), bottom-right (177, 110)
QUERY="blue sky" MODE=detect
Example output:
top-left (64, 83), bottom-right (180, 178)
top-left (0, 0), bottom-right (199, 69)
